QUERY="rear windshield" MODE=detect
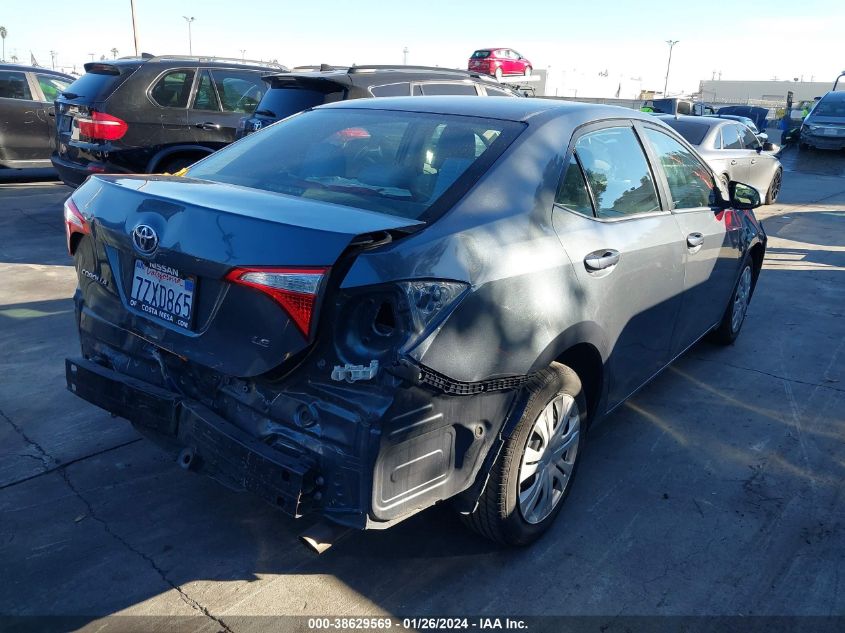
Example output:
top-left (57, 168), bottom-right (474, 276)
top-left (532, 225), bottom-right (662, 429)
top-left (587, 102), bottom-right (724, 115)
top-left (812, 97), bottom-right (845, 118)
top-left (661, 119), bottom-right (710, 146)
top-left (257, 84), bottom-right (345, 119)
top-left (62, 64), bottom-right (139, 101)
top-left (187, 109), bottom-right (521, 220)
top-left (471, 50), bottom-right (491, 59)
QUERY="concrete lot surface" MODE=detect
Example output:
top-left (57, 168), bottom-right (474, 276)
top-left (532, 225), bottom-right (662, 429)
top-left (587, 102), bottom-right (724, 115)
top-left (0, 151), bottom-right (843, 629)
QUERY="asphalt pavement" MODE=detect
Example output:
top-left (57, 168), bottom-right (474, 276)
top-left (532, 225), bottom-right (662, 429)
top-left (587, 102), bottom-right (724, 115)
top-left (0, 150), bottom-right (843, 630)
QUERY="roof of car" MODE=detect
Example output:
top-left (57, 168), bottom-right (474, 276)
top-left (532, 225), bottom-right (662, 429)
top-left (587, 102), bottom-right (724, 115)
top-left (264, 65), bottom-right (502, 86)
top-left (820, 90), bottom-right (845, 101)
top-left (656, 114), bottom-right (727, 128)
top-left (319, 95), bottom-right (656, 124)
top-left (0, 63), bottom-right (75, 79)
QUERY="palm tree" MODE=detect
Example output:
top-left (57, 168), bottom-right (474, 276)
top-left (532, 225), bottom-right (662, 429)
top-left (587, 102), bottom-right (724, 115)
top-left (111, 47), bottom-right (118, 59)
top-left (10, 54), bottom-right (18, 63)
top-left (0, 26), bottom-right (7, 62)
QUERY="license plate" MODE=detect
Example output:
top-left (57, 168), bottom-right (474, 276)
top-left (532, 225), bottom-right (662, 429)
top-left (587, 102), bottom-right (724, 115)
top-left (129, 260), bottom-right (195, 330)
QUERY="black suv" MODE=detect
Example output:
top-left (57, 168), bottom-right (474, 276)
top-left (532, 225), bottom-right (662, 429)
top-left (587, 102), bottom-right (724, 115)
top-left (52, 55), bottom-right (286, 187)
top-left (237, 64), bottom-right (519, 138)
top-left (0, 64), bottom-right (75, 169)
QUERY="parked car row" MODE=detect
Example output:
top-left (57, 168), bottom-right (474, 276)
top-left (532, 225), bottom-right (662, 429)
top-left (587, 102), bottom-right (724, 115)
top-left (63, 94), bottom-right (768, 546)
top-left (0, 56), bottom-right (520, 185)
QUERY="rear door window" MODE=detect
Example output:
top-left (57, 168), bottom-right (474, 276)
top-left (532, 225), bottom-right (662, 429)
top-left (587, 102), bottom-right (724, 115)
top-left (574, 126), bottom-right (661, 218)
top-left (35, 74), bottom-right (71, 102)
top-left (0, 71), bottom-right (33, 100)
top-left (484, 86), bottom-right (515, 97)
top-left (150, 69), bottom-right (196, 108)
top-left (740, 126), bottom-right (760, 150)
top-left (419, 82), bottom-right (479, 96)
top-left (370, 82), bottom-right (411, 97)
top-left (192, 70), bottom-right (221, 111)
top-left (555, 155), bottom-right (595, 217)
top-left (721, 124), bottom-right (743, 149)
top-left (209, 70), bottom-right (266, 114)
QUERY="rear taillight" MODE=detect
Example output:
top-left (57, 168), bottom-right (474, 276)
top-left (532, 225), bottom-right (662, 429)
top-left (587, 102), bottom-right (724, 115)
top-left (225, 267), bottom-right (328, 337)
top-left (76, 111), bottom-right (128, 141)
top-left (64, 198), bottom-right (90, 255)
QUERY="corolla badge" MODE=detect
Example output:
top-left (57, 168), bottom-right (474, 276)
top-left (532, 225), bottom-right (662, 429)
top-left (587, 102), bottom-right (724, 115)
top-left (132, 224), bottom-right (159, 255)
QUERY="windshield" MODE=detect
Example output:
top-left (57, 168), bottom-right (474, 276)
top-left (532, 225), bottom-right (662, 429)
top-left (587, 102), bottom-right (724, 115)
top-left (188, 109), bottom-right (521, 220)
top-left (471, 50), bottom-right (491, 59)
top-left (812, 98), bottom-right (845, 118)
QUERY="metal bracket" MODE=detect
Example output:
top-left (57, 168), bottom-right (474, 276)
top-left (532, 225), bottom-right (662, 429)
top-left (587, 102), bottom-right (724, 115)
top-left (331, 360), bottom-right (379, 383)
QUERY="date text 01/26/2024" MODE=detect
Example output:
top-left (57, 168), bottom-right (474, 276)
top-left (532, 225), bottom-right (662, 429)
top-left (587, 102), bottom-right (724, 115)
top-left (307, 618), bottom-right (529, 630)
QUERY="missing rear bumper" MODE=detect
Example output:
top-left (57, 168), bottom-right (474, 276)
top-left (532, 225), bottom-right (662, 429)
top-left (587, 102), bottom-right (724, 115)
top-left (65, 357), bottom-right (317, 517)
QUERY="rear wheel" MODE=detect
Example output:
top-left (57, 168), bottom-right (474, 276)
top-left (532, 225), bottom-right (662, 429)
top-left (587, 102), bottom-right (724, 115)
top-left (524, 66), bottom-right (532, 77)
top-left (494, 67), bottom-right (503, 80)
top-left (461, 363), bottom-right (585, 546)
top-left (711, 259), bottom-right (755, 345)
top-left (765, 168), bottom-right (782, 204)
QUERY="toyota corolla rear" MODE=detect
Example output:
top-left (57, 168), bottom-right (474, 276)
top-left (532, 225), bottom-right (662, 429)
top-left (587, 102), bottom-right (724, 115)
top-left (65, 105), bottom-right (524, 529)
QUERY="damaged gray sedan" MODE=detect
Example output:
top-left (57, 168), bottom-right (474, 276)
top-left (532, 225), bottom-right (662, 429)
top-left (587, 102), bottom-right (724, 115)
top-left (64, 97), bottom-right (766, 546)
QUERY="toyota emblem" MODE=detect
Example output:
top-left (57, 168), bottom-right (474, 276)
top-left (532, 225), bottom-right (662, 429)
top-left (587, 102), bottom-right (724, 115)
top-left (132, 224), bottom-right (159, 255)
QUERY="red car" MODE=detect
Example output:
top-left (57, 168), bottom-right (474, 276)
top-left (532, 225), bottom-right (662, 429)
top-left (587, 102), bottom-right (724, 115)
top-left (468, 48), bottom-right (532, 79)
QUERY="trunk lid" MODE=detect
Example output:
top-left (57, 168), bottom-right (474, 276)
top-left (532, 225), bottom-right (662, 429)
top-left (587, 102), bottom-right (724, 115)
top-left (72, 174), bottom-right (423, 377)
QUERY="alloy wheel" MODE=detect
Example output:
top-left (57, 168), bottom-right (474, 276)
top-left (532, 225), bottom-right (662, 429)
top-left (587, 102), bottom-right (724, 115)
top-left (769, 170), bottom-right (782, 201)
top-left (518, 394), bottom-right (580, 524)
top-left (731, 265), bottom-right (752, 333)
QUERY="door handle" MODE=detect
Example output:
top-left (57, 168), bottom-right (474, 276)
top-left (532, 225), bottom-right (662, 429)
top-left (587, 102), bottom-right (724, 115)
top-left (730, 159), bottom-right (737, 165)
top-left (584, 249), bottom-right (620, 271)
top-left (195, 122), bottom-right (221, 130)
top-left (750, 158), bottom-right (757, 164)
top-left (48, 111), bottom-right (55, 117)
top-left (687, 232), bottom-right (704, 248)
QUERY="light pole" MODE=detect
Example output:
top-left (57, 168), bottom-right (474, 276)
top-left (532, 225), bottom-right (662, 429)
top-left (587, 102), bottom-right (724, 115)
top-left (0, 26), bottom-right (7, 62)
top-left (50, 50), bottom-right (57, 70)
top-left (663, 39), bottom-right (679, 96)
top-left (240, 49), bottom-right (246, 62)
top-left (130, 0), bottom-right (140, 56)
top-left (183, 16), bottom-right (195, 55)
top-left (403, 46), bottom-right (409, 65)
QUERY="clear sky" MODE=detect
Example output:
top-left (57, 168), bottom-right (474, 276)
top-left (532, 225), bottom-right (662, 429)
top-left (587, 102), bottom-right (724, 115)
top-left (1, 0), bottom-right (843, 98)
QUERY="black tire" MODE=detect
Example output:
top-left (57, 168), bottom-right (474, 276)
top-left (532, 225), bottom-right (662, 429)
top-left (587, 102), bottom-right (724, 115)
top-left (159, 156), bottom-right (197, 174)
top-left (765, 168), bottom-right (782, 205)
top-left (799, 142), bottom-right (810, 151)
top-left (461, 363), bottom-right (586, 546)
top-left (711, 257), bottom-right (756, 345)
top-left (494, 67), bottom-right (503, 80)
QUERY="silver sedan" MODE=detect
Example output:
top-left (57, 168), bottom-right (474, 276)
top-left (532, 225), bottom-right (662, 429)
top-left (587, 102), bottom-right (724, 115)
top-left (658, 115), bottom-right (783, 204)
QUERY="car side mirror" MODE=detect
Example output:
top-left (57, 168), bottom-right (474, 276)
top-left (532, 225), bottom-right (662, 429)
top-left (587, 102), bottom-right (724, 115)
top-left (728, 181), bottom-right (762, 209)
top-left (762, 141), bottom-right (777, 152)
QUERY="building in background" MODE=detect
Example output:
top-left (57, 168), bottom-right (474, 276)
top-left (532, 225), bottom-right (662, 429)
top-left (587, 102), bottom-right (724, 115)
top-left (698, 80), bottom-right (833, 105)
